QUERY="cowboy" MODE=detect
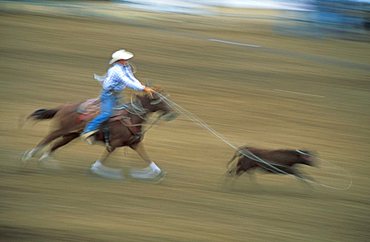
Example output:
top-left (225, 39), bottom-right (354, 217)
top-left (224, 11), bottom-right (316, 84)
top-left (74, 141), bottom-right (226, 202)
top-left (81, 49), bottom-right (155, 144)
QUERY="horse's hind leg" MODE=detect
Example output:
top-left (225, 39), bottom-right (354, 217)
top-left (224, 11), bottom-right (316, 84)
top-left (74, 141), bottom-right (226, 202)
top-left (39, 133), bottom-right (80, 162)
top-left (22, 129), bottom-right (66, 161)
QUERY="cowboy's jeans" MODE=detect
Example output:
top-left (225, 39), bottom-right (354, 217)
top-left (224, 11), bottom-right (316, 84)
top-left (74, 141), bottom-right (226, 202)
top-left (83, 90), bottom-right (117, 134)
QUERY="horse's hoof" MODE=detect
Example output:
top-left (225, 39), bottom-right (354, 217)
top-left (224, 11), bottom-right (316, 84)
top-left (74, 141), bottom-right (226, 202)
top-left (21, 150), bottom-right (33, 162)
top-left (153, 170), bottom-right (167, 184)
top-left (38, 152), bottom-right (50, 162)
top-left (90, 166), bottom-right (124, 180)
top-left (130, 169), bottom-right (166, 182)
top-left (130, 166), bottom-right (152, 175)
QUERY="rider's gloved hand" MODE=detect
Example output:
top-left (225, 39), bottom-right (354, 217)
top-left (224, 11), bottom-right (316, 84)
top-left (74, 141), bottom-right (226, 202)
top-left (143, 86), bottom-right (155, 98)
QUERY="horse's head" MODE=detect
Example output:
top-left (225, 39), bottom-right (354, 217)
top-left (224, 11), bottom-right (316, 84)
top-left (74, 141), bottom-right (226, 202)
top-left (136, 90), bottom-right (178, 121)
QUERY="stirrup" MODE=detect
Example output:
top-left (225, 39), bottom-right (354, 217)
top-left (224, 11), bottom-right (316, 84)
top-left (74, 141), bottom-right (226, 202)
top-left (102, 125), bottom-right (113, 151)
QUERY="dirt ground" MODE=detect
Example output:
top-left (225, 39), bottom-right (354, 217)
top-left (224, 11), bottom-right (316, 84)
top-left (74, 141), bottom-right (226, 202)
top-left (1, 7), bottom-right (370, 242)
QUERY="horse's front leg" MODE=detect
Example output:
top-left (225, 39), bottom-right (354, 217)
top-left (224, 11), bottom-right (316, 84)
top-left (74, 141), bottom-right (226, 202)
top-left (22, 129), bottom-right (66, 162)
top-left (90, 148), bottom-right (124, 180)
top-left (129, 142), bottom-right (164, 180)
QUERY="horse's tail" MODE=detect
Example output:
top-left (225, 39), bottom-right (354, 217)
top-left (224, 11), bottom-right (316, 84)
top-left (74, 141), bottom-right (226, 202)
top-left (27, 108), bottom-right (60, 120)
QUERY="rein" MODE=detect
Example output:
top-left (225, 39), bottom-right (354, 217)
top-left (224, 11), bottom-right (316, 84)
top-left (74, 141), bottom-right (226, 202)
top-left (156, 93), bottom-right (353, 191)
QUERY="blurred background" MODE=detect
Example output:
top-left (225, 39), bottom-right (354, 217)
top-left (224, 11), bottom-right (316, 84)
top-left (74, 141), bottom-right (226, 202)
top-left (1, 0), bottom-right (369, 241)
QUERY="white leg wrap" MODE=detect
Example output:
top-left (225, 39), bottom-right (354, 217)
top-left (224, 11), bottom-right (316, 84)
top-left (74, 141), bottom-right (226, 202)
top-left (39, 152), bottom-right (50, 162)
top-left (22, 147), bottom-right (40, 161)
top-left (90, 160), bottom-right (124, 180)
top-left (130, 166), bottom-right (163, 180)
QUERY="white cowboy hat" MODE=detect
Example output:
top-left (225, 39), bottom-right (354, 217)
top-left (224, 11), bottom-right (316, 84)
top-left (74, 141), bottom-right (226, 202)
top-left (109, 49), bottom-right (134, 64)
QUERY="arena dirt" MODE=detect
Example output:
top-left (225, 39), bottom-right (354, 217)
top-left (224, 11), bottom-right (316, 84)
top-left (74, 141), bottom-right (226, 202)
top-left (1, 10), bottom-right (369, 242)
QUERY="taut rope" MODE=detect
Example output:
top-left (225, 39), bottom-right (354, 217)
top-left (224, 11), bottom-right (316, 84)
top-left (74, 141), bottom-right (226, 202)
top-left (156, 93), bottom-right (352, 191)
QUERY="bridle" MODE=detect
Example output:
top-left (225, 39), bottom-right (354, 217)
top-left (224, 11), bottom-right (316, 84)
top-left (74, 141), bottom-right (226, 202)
top-left (121, 94), bottom-right (168, 135)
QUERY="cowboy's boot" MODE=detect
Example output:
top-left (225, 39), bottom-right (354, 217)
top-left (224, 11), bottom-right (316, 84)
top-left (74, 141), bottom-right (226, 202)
top-left (81, 130), bottom-right (98, 145)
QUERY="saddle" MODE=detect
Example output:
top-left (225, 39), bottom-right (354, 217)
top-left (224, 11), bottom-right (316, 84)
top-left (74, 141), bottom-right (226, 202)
top-left (76, 98), bottom-right (141, 137)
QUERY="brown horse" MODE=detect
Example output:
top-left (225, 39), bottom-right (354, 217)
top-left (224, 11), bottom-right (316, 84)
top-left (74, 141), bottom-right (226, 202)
top-left (226, 146), bottom-right (316, 184)
top-left (22, 91), bottom-right (177, 180)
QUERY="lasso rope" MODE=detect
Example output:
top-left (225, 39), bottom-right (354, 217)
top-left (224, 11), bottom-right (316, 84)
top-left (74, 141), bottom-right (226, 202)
top-left (157, 93), bottom-right (352, 191)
